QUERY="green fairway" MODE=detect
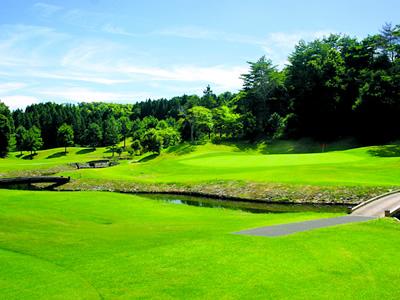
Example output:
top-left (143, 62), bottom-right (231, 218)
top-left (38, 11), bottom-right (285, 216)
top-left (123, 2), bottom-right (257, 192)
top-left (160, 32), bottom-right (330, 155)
top-left (2, 142), bottom-right (400, 187)
top-left (0, 146), bottom-right (129, 176)
top-left (1, 142), bottom-right (400, 203)
top-left (0, 189), bottom-right (399, 299)
top-left (57, 143), bottom-right (400, 187)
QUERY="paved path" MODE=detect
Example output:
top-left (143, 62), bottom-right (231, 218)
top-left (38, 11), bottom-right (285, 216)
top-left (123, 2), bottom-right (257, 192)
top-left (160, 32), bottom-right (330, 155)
top-left (237, 192), bottom-right (400, 237)
top-left (351, 192), bottom-right (400, 217)
top-left (236, 216), bottom-right (376, 237)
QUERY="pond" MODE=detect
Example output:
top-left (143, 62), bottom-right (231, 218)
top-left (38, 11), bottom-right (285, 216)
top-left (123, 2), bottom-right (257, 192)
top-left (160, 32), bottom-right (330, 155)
top-left (142, 193), bottom-right (349, 214)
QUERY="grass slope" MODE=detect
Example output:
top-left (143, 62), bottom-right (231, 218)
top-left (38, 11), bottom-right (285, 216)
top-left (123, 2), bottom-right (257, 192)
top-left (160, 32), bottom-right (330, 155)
top-left (53, 142), bottom-right (400, 187)
top-left (1, 190), bottom-right (400, 299)
top-left (0, 146), bottom-right (133, 176)
top-left (1, 141), bottom-right (400, 202)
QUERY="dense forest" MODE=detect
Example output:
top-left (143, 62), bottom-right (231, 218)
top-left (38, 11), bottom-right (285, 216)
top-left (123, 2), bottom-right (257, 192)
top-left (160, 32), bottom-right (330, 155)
top-left (0, 24), bottom-right (399, 157)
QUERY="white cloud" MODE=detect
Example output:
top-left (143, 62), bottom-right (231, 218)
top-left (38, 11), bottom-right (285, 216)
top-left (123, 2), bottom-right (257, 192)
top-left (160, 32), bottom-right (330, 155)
top-left (33, 2), bottom-right (63, 17)
top-left (262, 30), bottom-right (334, 67)
top-left (156, 26), bottom-right (263, 45)
top-left (117, 64), bottom-right (246, 91)
top-left (157, 26), bottom-right (217, 40)
top-left (58, 41), bottom-right (246, 90)
top-left (0, 16), bottom-right (336, 109)
top-left (0, 24), bottom-right (69, 68)
top-left (157, 26), bottom-right (335, 67)
top-left (35, 87), bottom-right (151, 103)
top-left (0, 95), bottom-right (39, 110)
top-left (0, 82), bottom-right (27, 93)
top-left (102, 24), bottom-right (140, 37)
top-left (32, 71), bottom-right (130, 85)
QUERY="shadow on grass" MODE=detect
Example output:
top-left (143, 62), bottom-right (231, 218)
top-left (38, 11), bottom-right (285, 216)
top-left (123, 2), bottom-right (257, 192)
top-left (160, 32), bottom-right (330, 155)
top-left (166, 143), bottom-right (196, 155)
top-left (138, 153), bottom-right (159, 162)
top-left (76, 148), bottom-right (96, 155)
top-left (104, 148), bottom-right (115, 154)
top-left (214, 138), bottom-right (359, 155)
top-left (46, 151), bottom-right (66, 159)
top-left (260, 138), bottom-right (359, 154)
top-left (367, 145), bottom-right (400, 157)
top-left (22, 153), bottom-right (38, 160)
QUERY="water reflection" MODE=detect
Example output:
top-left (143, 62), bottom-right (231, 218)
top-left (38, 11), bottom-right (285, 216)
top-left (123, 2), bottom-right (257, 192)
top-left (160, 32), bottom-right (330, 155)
top-left (143, 194), bottom-right (348, 214)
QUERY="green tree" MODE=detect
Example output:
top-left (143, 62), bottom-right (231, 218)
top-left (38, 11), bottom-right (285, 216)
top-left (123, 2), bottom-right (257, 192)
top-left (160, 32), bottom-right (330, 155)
top-left (130, 139), bottom-right (143, 155)
top-left (157, 127), bottom-right (181, 147)
top-left (353, 67), bottom-right (400, 142)
top-left (85, 123), bottom-right (102, 149)
top-left (141, 129), bottom-right (163, 154)
top-left (185, 106), bottom-right (213, 141)
top-left (212, 105), bottom-right (242, 138)
top-left (0, 114), bottom-right (12, 157)
top-left (200, 85), bottom-right (217, 108)
top-left (118, 116), bottom-right (132, 149)
top-left (115, 146), bottom-right (123, 157)
top-left (379, 23), bottom-right (400, 62)
top-left (240, 56), bottom-right (287, 137)
top-left (57, 124), bottom-right (74, 154)
top-left (15, 125), bottom-right (27, 155)
top-left (25, 126), bottom-right (43, 155)
top-left (103, 118), bottom-right (120, 156)
top-left (285, 36), bottom-right (346, 139)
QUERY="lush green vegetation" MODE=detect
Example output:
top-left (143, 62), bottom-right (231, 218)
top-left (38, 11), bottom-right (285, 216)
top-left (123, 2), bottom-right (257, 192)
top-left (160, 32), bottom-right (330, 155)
top-left (1, 24), bottom-right (399, 158)
top-left (1, 189), bottom-right (400, 299)
top-left (0, 24), bottom-right (399, 298)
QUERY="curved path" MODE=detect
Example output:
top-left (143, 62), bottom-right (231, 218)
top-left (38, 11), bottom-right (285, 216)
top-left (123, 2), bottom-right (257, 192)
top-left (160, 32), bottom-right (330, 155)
top-left (237, 192), bottom-right (400, 237)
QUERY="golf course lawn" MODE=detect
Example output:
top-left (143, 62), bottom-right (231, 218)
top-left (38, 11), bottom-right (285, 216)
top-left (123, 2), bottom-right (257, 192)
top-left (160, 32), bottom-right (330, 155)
top-left (57, 143), bottom-right (400, 187)
top-left (0, 147), bottom-right (117, 175)
top-left (2, 141), bottom-right (400, 187)
top-left (1, 189), bottom-right (400, 299)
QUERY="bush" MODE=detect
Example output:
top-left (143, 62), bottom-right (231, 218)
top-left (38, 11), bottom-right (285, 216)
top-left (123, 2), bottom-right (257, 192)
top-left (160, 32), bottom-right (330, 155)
top-left (141, 129), bottom-right (163, 154)
top-left (131, 140), bottom-right (143, 155)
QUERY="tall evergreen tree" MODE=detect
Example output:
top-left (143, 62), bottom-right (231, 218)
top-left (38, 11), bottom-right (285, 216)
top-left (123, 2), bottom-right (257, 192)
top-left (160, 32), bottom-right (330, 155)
top-left (0, 114), bottom-right (12, 157)
top-left (103, 118), bottom-right (120, 156)
top-left (85, 123), bottom-right (103, 150)
top-left (15, 126), bottom-right (27, 155)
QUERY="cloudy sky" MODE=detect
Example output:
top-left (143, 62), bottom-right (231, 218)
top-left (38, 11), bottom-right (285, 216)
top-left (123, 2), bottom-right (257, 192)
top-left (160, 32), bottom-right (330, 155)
top-left (0, 0), bottom-right (399, 109)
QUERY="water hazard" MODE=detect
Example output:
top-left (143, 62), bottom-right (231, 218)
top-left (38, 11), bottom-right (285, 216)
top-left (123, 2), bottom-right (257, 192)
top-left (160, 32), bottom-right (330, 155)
top-left (143, 194), bottom-right (348, 214)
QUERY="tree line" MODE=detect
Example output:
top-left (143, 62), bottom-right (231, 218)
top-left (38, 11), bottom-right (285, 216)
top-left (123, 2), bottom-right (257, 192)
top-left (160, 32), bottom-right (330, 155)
top-left (0, 23), bottom-right (399, 157)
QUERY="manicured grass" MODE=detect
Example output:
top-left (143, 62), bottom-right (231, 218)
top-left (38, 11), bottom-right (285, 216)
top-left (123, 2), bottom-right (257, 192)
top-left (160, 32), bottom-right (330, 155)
top-left (0, 190), bottom-right (399, 299)
top-left (2, 141), bottom-right (400, 202)
top-left (0, 147), bottom-right (129, 176)
top-left (59, 142), bottom-right (400, 187)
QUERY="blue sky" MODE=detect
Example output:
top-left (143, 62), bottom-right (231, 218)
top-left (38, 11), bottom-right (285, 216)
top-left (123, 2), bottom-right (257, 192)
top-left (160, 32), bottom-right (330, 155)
top-left (0, 0), bottom-right (399, 109)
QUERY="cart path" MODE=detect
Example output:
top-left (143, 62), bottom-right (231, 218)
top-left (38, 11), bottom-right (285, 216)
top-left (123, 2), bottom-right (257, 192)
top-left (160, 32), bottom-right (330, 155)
top-left (236, 215), bottom-right (376, 237)
top-left (351, 192), bottom-right (400, 217)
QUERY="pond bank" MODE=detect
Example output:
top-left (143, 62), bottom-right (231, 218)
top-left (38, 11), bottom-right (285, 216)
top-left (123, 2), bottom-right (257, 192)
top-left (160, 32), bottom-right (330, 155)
top-left (140, 193), bottom-right (349, 213)
top-left (56, 178), bottom-right (395, 205)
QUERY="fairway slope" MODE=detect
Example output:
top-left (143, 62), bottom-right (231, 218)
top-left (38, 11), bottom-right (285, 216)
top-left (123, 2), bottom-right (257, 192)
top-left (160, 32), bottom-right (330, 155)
top-left (1, 142), bottom-right (400, 204)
